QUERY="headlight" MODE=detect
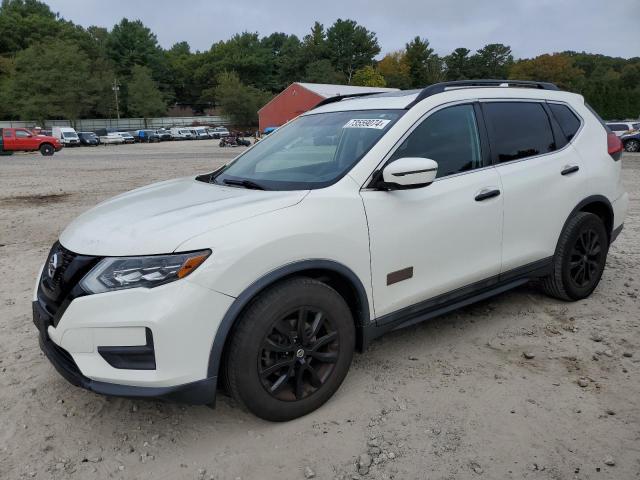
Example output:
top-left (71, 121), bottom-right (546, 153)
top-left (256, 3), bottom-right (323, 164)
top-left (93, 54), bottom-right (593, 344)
top-left (80, 250), bottom-right (210, 294)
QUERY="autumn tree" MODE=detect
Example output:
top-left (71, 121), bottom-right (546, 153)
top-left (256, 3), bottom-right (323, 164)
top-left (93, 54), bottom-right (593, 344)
top-left (509, 53), bottom-right (584, 89)
top-left (377, 51), bottom-right (412, 89)
top-left (352, 65), bottom-right (386, 87)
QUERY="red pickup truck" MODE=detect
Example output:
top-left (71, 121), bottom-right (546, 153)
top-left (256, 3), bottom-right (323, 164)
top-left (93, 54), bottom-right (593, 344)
top-left (0, 128), bottom-right (63, 156)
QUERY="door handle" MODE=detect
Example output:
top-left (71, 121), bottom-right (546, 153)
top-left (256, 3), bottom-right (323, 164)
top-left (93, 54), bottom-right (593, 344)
top-left (475, 188), bottom-right (501, 202)
top-left (561, 165), bottom-right (579, 176)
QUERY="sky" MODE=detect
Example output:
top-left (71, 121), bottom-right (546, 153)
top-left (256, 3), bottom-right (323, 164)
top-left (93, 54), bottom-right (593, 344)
top-left (44, 0), bottom-right (639, 59)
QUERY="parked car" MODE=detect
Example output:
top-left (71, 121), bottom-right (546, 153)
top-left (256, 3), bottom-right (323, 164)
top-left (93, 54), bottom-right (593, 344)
top-left (99, 132), bottom-right (125, 145)
top-left (133, 129), bottom-right (160, 143)
top-left (193, 126), bottom-right (211, 140)
top-left (621, 131), bottom-right (640, 152)
top-left (155, 129), bottom-right (172, 141)
top-left (209, 126), bottom-right (230, 139)
top-left (52, 126), bottom-right (80, 147)
top-left (78, 131), bottom-right (100, 146)
top-left (0, 127), bottom-right (62, 155)
top-left (606, 121), bottom-right (640, 137)
top-left (117, 132), bottom-right (135, 144)
top-left (32, 80), bottom-right (627, 422)
top-left (170, 127), bottom-right (193, 140)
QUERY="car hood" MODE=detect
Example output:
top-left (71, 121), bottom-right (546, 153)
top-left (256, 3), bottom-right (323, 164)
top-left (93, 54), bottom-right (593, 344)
top-left (59, 177), bottom-right (308, 256)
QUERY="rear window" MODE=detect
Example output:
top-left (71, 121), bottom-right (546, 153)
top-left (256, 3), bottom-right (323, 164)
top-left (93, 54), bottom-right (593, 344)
top-left (608, 124), bottom-right (627, 131)
top-left (548, 103), bottom-right (581, 142)
top-left (482, 102), bottom-right (556, 163)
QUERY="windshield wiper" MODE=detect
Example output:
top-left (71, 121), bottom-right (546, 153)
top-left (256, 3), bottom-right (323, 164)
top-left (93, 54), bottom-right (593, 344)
top-left (222, 178), bottom-right (267, 190)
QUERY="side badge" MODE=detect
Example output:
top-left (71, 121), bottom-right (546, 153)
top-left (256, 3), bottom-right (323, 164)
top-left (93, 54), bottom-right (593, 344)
top-left (387, 267), bottom-right (413, 286)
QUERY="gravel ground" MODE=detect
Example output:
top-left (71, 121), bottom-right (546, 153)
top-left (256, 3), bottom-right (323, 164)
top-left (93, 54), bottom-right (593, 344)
top-left (0, 142), bottom-right (639, 480)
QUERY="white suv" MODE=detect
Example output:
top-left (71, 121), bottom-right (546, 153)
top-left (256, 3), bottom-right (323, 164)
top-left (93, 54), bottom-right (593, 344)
top-left (33, 80), bottom-right (628, 421)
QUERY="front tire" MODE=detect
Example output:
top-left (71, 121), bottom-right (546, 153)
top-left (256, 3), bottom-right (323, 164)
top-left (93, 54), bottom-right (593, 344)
top-left (225, 277), bottom-right (355, 421)
top-left (542, 212), bottom-right (609, 301)
top-left (39, 143), bottom-right (54, 156)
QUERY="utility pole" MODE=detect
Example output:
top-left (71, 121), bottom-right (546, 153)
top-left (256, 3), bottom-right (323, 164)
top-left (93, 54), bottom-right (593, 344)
top-left (112, 79), bottom-right (121, 120)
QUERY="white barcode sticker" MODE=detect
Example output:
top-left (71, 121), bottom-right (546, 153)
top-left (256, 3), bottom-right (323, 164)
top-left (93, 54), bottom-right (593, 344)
top-left (343, 119), bottom-right (391, 129)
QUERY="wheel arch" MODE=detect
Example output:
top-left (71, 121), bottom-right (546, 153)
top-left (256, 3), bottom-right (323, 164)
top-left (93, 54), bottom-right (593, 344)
top-left (206, 259), bottom-right (371, 380)
top-left (566, 195), bottom-right (614, 242)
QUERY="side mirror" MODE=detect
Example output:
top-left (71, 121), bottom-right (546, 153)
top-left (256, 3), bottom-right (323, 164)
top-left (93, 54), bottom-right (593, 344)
top-left (380, 157), bottom-right (438, 190)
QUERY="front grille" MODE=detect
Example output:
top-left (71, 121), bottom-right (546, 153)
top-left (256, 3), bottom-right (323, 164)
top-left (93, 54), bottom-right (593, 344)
top-left (37, 242), bottom-right (100, 324)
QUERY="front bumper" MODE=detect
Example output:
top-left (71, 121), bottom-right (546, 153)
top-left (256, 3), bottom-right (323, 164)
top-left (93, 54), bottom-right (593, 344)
top-left (33, 268), bottom-right (234, 403)
top-left (34, 301), bottom-right (216, 403)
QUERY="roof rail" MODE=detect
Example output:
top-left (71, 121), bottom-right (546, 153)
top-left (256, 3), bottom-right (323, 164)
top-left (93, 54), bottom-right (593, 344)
top-left (406, 79), bottom-right (560, 109)
top-left (313, 92), bottom-right (382, 109)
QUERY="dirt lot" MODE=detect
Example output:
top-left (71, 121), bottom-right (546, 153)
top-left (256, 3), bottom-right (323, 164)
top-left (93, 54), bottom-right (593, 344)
top-left (1, 142), bottom-right (639, 480)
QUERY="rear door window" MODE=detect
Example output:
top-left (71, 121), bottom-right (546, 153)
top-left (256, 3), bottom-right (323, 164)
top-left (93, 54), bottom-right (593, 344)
top-left (548, 103), bottom-right (581, 142)
top-left (482, 102), bottom-right (556, 163)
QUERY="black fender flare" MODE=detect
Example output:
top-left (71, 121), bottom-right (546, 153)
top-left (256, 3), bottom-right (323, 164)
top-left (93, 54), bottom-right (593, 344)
top-left (206, 259), bottom-right (370, 379)
top-left (565, 195), bottom-right (614, 237)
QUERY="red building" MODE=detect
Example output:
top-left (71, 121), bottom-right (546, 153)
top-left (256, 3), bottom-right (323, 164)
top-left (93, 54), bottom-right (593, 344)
top-left (258, 82), bottom-right (398, 131)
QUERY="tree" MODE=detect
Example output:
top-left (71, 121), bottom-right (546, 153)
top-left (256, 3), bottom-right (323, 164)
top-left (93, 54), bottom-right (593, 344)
top-left (127, 65), bottom-right (166, 117)
top-left (326, 19), bottom-right (380, 83)
top-left (509, 53), bottom-right (584, 89)
top-left (303, 59), bottom-right (345, 84)
top-left (301, 21), bottom-right (329, 64)
top-left (469, 43), bottom-right (513, 78)
top-left (404, 37), bottom-right (442, 87)
top-left (352, 65), bottom-right (386, 87)
top-left (106, 19), bottom-right (166, 79)
top-left (213, 71), bottom-right (271, 126)
top-left (445, 47), bottom-right (472, 80)
top-left (377, 51), bottom-right (412, 89)
top-left (261, 32), bottom-right (304, 90)
top-left (9, 39), bottom-right (94, 122)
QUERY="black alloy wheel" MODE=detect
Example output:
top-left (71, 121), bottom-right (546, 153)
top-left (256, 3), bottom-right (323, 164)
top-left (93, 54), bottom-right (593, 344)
top-left (568, 227), bottom-right (603, 289)
top-left (258, 306), bottom-right (339, 401)
top-left (542, 212), bottom-right (608, 301)
top-left (225, 277), bottom-right (355, 421)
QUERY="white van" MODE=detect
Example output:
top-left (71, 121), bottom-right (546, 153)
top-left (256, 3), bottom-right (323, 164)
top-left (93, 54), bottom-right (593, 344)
top-left (169, 127), bottom-right (193, 140)
top-left (52, 127), bottom-right (80, 146)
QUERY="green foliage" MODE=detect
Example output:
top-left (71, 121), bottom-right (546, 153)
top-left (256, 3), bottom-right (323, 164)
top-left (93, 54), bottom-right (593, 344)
top-left (469, 43), bottom-right (513, 78)
top-left (303, 59), bottom-right (345, 84)
top-left (214, 71), bottom-right (272, 126)
top-left (404, 37), bottom-right (443, 87)
top-left (326, 19), bottom-right (380, 83)
top-left (127, 65), bottom-right (166, 117)
top-left (0, 3), bottom-right (637, 121)
top-left (445, 48), bottom-right (472, 80)
top-left (352, 66), bottom-right (386, 87)
top-left (9, 39), bottom-right (94, 123)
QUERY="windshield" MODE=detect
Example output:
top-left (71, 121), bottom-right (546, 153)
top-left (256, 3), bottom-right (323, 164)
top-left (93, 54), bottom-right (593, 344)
top-left (212, 109), bottom-right (403, 190)
top-left (62, 132), bottom-right (78, 138)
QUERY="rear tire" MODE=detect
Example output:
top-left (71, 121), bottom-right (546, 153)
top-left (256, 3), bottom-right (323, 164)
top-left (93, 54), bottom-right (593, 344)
top-left (39, 143), bottom-right (54, 156)
top-left (225, 277), bottom-right (355, 421)
top-left (542, 212), bottom-right (608, 301)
